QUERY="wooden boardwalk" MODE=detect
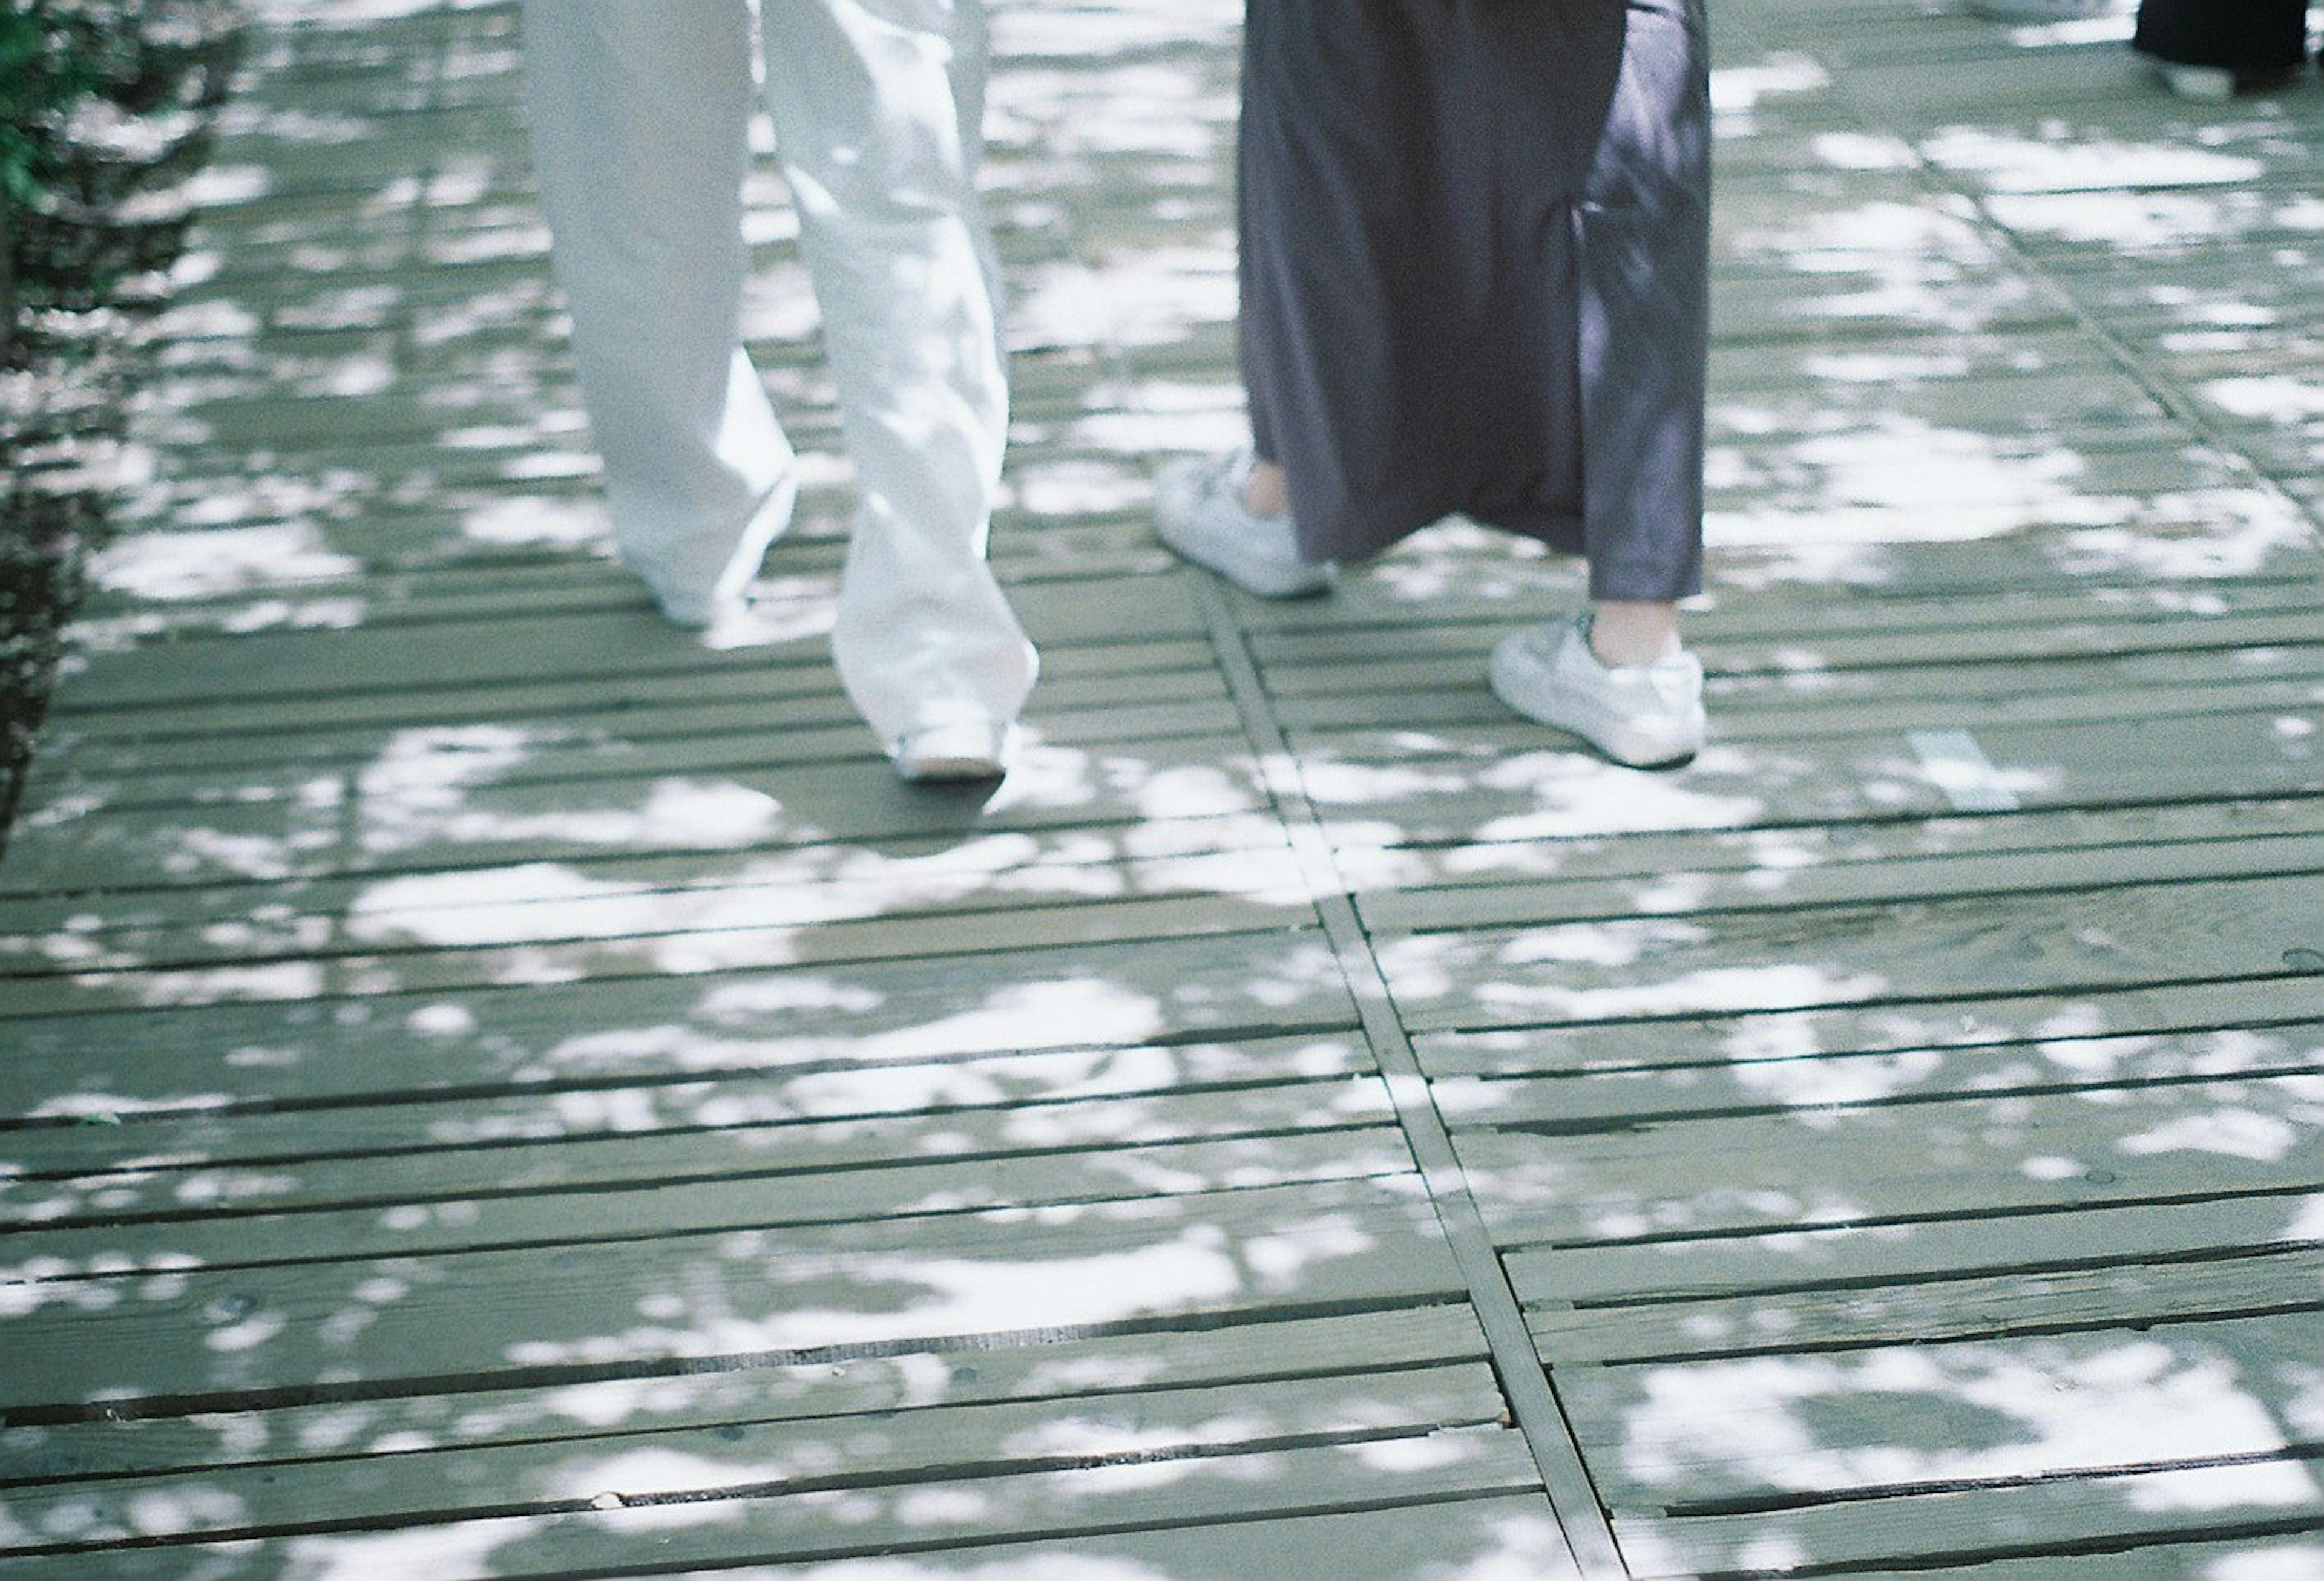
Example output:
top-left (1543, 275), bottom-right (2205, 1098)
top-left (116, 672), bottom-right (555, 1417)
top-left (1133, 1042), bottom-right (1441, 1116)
top-left (3, 1), bottom-right (2321, 1575)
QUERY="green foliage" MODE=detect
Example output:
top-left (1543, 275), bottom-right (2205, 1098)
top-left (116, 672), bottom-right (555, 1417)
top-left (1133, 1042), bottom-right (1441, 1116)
top-left (0, 5), bottom-right (103, 214)
top-left (3, 0), bottom-right (241, 830)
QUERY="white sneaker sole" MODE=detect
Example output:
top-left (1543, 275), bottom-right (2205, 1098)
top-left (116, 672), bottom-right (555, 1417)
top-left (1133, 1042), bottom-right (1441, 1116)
top-left (894, 720), bottom-right (1015, 784)
top-left (1489, 631), bottom-right (1704, 769)
top-left (2157, 64), bottom-right (2237, 102)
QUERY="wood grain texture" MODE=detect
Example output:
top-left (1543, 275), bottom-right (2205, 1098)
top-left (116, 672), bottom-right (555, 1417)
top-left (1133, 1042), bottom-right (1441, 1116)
top-left (7, 0), bottom-right (2322, 1573)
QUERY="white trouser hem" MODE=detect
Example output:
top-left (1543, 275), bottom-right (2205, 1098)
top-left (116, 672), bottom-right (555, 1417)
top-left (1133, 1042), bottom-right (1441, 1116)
top-left (521, 0), bottom-right (1036, 739)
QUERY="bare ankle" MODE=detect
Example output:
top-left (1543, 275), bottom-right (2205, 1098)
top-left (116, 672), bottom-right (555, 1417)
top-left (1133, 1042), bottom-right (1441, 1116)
top-left (1243, 458), bottom-right (1288, 517)
top-left (1589, 601), bottom-right (1681, 667)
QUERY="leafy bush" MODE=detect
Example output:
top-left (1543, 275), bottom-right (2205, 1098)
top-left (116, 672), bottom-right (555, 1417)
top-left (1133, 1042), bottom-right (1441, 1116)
top-left (2, 0), bottom-right (243, 848)
top-left (2, 5), bottom-right (99, 364)
top-left (0, 8), bottom-right (101, 216)
top-left (4, 2), bottom-right (243, 364)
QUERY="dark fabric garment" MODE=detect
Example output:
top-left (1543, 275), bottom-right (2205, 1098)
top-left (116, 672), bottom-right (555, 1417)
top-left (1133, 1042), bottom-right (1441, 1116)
top-left (1239, 0), bottom-right (1711, 601)
top-left (2133, 0), bottom-right (2309, 71)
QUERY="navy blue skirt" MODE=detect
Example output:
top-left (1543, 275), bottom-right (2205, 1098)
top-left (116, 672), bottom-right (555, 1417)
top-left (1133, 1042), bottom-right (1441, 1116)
top-left (1239, 0), bottom-right (1711, 600)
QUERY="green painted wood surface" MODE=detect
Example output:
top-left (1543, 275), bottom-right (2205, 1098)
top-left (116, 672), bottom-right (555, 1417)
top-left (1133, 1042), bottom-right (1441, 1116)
top-left (5, 0), bottom-right (2322, 1573)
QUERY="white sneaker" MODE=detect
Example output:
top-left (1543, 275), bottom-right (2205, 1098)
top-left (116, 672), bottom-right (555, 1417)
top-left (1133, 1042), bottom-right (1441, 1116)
top-left (645, 578), bottom-right (743, 629)
top-left (1153, 451), bottom-right (1333, 599)
top-left (2149, 60), bottom-right (2302, 100)
top-left (2156, 63), bottom-right (2237, 101)
top-left (1489, 615), bottom-right (1706, 768)
top-left (893, 716), bottom-right (1016, 784)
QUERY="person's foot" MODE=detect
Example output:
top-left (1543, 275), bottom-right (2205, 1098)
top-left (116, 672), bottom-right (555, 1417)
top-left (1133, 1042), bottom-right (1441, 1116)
top-left (2152, 61), bottom-right (2301, 101)
top-left (892, 716), bottom-right (1016, 784)
top-left (630, 473), bottom-right (800, 628)
top-left (1489, 614), bottom-right (1705, 768)
top-left (1153, 451), bottom-right (1333, 599)
top-left (643, 578), bottom-right (743, 629)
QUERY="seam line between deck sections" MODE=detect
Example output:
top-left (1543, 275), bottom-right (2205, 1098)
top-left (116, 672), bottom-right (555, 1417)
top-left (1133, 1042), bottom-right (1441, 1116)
top-left (1807, 35), bottom-right (2324, 552)
top-left (1181, 572), bottom-right (1627, 1581)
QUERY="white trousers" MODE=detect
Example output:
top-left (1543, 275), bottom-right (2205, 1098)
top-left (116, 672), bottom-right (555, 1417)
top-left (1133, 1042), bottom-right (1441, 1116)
top-left (520, 0), bottom-right (1037, 748)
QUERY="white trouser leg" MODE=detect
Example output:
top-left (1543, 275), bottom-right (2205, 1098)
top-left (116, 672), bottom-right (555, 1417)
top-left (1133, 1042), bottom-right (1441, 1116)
top-left (520, 0), bottom-right (796, 624)
top-left (761, 0), bottom-right (1037, 748)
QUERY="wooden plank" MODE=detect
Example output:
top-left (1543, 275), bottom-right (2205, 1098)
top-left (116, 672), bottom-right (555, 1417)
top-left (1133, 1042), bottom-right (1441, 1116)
top-left (136, 325), bottom-right (1109, 440)
top-left (1612, 1455), bottom-right (2324, 1580)
top-left (68, 554), bottom-right (817, 625)
top-left (0, 1431), bottom-right (1548, 1580)
top-left (1362, 823), bottom-right (2324, 938)
top-left (1428, 497), bottom-right (2324, 603)
top-left (29, 638), bottom-right (1221, 751)
top-left (1451, 1067), bottom-right (2324, 1247)
top-left (1514, 1189), bottom-right (2324, 1311)
top-left (1354, 796), bottom-right (2324, 909)
top-left (1277, 653), bottom-right (2324, 740)
top-left (8, 4), bottom-right (2317, 1578)
top-left (42, 580), bottom-right (1207, 714)
top-left (73, 491), bottom-right (1177, 594)
top-left (4, 1102), bottom-right (1414, 1266)
top-left (1440, 1017), bottom-right (2324, 1130)
top-left (15, 690), bottom-right (1243, 829)
top-left (35, 794), bottom-right (2234, 1005)
top-left (1380, 871), bottom-right (2321, 1033)
top-left (1562, 1309), bottom-right (2324, 1512)
top-left (135, 310), bottom-right (1103, 442)
top-left (99, 352), bottom-right (1147, 510)
top-left (1710, 260), bottom-right (2069, 345)
top-left (0, 1303), bottom-right (1489, 1482)
top-left (0, 1361), bottom-right (1512, 1554)
top-left (193, 127), bottom-right (925, 237)
top-left (635, 1496), bottom-right (1583, 1581)
top-left (1416, 978), bottom-right (2324, 1080)
top-left (1695, 520), bottom-right (2322, 599)
top-left (1529, 1244), bottom-right (2324, 1366)
top-left (1284, 707), bottom-right (2324, 854)
top-left (62, 518), bottom-right (1170, 635)
top-left (1704, 351), bottom-right (2170, 448)
top-left (1253, 603), bottom-right (2324, 679)
top-left (0, 817), bottom-right (1299, 971)
top-left (163, 249), bottom-right (557, 342)
top-left (1984, 178), bottom-right (2324, 258)
top-left (225, 18), bottom-right (524, 102)
top-left (1249, 577), bottom-right (2324, 673)
top-left (0, 1177), bottom-right (1465, 1413)
top-left (177, 140), bottom-right (1089, 304)
top-left (1279, 669), bottom-right (2324, 761)
top-left (31, 649), bottom-right (2303, 820)
top-left (0, 887), bottom-right (1319, 1019)
top-left (0, 929), bottom-right (1364, 1115)
top-left (1876, 1534), bottom-right (2324, 1581)
top-left (111, 426), bottom-right (1170, 542)
top-left (0, 730), bottom-right (1280, 899)
top-left (1253, 547), bottom-right (2319, 640)
top-left (0, 1030), bottom-right (1376, 1178)
top-left (0, 842), bottom-right (1320, 1000)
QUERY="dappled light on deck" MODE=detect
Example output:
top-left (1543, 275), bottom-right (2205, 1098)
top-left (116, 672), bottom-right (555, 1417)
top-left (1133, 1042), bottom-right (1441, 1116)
top-left (3, 0), bottom-right (2322, 1576)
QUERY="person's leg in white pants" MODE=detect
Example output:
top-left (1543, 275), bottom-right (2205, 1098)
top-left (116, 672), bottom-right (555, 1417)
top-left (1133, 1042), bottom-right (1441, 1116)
top-left (760, 0), bottom-right (1034, 762)
top-left (520, 1), bottom-right (795, 628)
top-left (521, 0), bottom-right (1037, 769)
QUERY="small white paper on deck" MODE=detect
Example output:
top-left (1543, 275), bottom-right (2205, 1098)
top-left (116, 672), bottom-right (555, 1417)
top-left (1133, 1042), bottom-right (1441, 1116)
top-left (1909, 728), bottom-right (2021, 813)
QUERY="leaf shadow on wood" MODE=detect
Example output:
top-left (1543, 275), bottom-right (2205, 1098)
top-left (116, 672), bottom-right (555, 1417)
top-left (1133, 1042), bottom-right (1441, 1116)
top-left (1442, 990), bottom-right (2324, 1576)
